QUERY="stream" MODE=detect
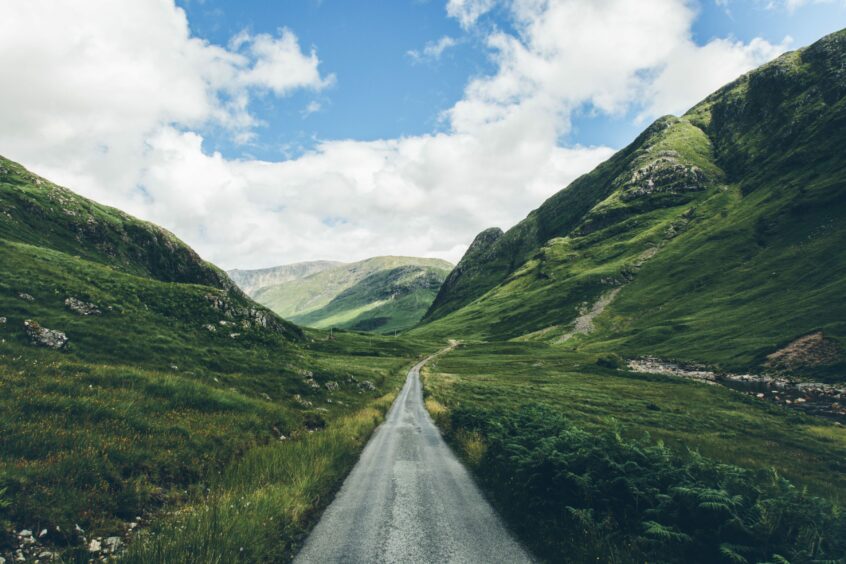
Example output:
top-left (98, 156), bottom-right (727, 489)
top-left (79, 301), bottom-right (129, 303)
top-left (628, 357), bottom-right (846, 422)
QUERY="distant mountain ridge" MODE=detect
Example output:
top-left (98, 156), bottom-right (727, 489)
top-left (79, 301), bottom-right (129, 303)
top-left (228, 261), bottom-right (342, 295)
top-left (240, 256), bottom-right (453, 334)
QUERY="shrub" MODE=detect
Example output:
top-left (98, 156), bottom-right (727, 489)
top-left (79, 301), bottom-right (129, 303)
top-left (448, 405), bottom-right (846, 563)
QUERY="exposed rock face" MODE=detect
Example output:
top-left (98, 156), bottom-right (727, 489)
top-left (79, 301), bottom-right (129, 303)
top-left (65, 297), bottom-right (101, 316)
top-left (24, 320), bottom-right (68, 349)
top-left (765, 332), bottom-right (841, 371)
top-left (620, 156), bottom-right (709, 201)
top-left (205, 291), bottom-right (302, 340)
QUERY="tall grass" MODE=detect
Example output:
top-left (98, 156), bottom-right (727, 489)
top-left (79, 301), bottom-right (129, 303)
top-left (124, 393), bottom-right (397, 563)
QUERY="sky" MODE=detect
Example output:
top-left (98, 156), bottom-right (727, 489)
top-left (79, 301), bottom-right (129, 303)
top-left (0, 1), bottom-right (844, 269)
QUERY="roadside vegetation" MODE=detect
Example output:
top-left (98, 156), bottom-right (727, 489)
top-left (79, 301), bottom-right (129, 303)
top-left (123, 390), bottom-right (400, 563)
top-left (0, 157), bottom-right (436, 560)
top-left (423, 343), bottom-right (846, 563)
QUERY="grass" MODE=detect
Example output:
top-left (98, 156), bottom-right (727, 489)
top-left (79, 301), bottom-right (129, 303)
top-left (122, 389), bottom-right (402, 563)
top-left (423, 343), bottom-right (846, 498)
top-left (423, 343), bottom-right (846, 562)
top-left (0, 169), bottom-right (438, 558)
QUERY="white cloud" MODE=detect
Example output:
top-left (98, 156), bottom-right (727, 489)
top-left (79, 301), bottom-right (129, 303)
top-left (233, 28), bottom-right (336, 95)
top-left (446, 0), bottom-right (497, 28)
top-left (0, 1), bottom-right (332, 205)
top-left (301, 101), bottom-right (323, 118)
top-left (0, 0), bottom-right (791, 270)
top-left (407, 36), bottom-right (459, 63)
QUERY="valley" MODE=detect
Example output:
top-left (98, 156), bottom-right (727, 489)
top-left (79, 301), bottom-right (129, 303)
top-left (231, 257), bottom-right (453, 334)
top-left (0, 24), bottom-right (845, 564)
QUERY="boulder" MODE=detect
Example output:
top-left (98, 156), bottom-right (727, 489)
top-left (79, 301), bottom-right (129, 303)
top-left (325, 381), bottom-right (339, 392)
top-left (24, 320), bottom-right (68, 349)
top-left (18, 292), bottom-right (34, 302)
top-left (64, 297), bottom-right (101, 316)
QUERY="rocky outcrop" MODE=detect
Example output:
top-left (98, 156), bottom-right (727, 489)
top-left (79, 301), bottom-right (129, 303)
top-left (620, 155), bottom-right (709, 202)
top-left (64, 297), bottom-right (101, 316)
top-left (205, 291), bottom-right (302, 340)
top-left (24, 320), bottom-right (68, 349)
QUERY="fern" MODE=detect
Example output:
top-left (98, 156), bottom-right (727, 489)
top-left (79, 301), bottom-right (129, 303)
top-left (719, 543), bottom-right (750, 563)
top-left (642, 520), bottom-right (692, 543)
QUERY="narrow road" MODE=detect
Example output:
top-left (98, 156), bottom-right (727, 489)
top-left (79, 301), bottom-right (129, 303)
top-left (295, 351), bottom-right (533, 564)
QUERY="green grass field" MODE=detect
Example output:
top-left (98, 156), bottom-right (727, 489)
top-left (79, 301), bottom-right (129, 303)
top-left (422, 342), bottom-right (846, 562)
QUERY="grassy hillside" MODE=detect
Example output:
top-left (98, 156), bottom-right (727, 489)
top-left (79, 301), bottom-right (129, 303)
top-left (0, 156), bottom-right (434, 561)
top-left (414, 29), bottom-right (846, 380)
top-left (423, 343), bottom-right (846, 563)
top-left (228, 260), bottom-right (342, 295)
top-left (252, 257), bottom-right (453, 334)
top-left (416, 29), bottom-right (846, 563)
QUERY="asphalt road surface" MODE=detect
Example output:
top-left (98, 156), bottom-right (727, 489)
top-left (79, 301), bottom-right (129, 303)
top-left (295, 352), bottom-right (533, 563)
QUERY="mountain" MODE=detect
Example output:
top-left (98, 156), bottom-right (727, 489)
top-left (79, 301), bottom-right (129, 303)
top-left (0, 154), bottom-right (427, 559)
top-left (246, 257), bottom-right (453, 334)
top-left (228, 260), bottom-right (342, 295)
top-left (416, 29), bottom-right (846, 379)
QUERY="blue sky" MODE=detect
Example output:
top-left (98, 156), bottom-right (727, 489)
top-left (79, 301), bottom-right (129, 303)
top-left (1, 1), bottom-right (845, 268)
top-left (177, 0), bottom-right (846, 157)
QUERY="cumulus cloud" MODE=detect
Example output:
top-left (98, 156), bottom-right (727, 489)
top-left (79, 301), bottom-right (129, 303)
top-left (0, 0), bottom-right (790, 269)
top-left (0, 1), bottom-right (332, 206)
top-left (407, 36), bottom-right (459, 63)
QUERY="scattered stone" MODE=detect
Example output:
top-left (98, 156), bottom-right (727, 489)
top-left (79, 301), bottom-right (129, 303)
top-left (64, 297), bottom-right (101, 316)
top-left (24, 320), bottom-right (68, 349)
top-left (103, 537), bottom-right (123, 552)
top-left (170, 364), bottom-right (179, 371)
top-left (294, 394), bottom-right (313, 407)
top-left (18, 530), bottom-right (32, 539)
top-left (18, 292), bottom-right (34, 302)
top-left (325, 380), bottom-right (339, 392)
top-left (358, 380), bottom-right (376, 392)
top-left (229, 332), bottom-right (241, 339)
top-left (88, 538), bottom-right (102, 552)
top-left (261, 392), bottom-right (272, 401)
top-left (38, 529), bottom-right (47, 538)
top-left (37, 551), bottom-right (54, 560)
top-left (74, 524), bottom-right (85, 534)
top-left (305, 378), bottom-right (321, 389)
top-left (0, 316), bottom-right (6, 324)
top-left (203, 323), bottom-right (217, 332)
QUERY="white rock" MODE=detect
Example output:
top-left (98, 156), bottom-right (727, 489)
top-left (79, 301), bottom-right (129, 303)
top-left (104, 536), bottom-right (123, 551)
top-left (39, 529), bottom-right (48, 537)
top-left (18, 529), bottom-right (32, 538)
top-left (89, 539), bottom-right (102, 552)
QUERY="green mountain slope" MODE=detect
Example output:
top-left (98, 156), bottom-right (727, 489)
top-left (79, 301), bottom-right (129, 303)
top-left (0, 156), bottom-right (431, 560)
top-left (415, 29), bottom-right (846, 379)
top-left (250, 257), bottom-right (453, 334)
